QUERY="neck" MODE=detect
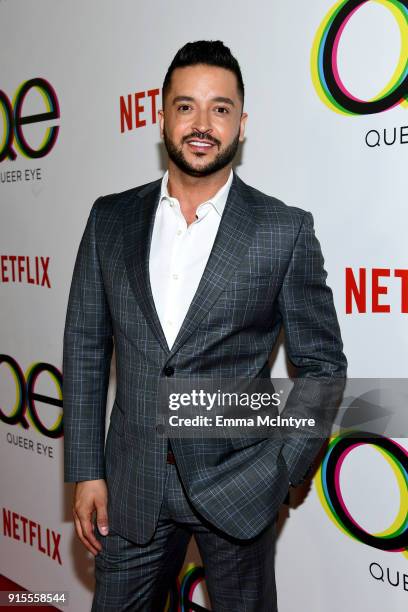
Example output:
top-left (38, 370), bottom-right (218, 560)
top-left (166, 162), bottom-right (232, 212)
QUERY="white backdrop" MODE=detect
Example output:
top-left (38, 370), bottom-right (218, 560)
top-left (1, 1), bottom-right (407, 610)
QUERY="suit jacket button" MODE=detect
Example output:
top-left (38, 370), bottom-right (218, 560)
top-left (163, 366), bottom-right (175, 377)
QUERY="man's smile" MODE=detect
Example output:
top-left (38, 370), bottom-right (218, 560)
top-left (186, 140), bottom-right (216, 151)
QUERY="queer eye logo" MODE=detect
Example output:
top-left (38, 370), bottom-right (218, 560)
top-left (166, 564), bottom-right (209, 611)
top-left (311, 0), bottom-right (408, 115)
top-left (0, 355), bottom-right (63, 439)
top-left (316, 432), bottom-right (408, 558)
top-left (0, 77), bottom-right (60, 162)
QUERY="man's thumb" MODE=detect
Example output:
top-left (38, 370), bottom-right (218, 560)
top-left (96, 504), bottom-right (109, 536)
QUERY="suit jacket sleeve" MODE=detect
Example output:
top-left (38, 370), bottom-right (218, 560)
top-left (63, 197), bottom-right (113, 483)
top-left (277, 211), bottom-right (347, 486)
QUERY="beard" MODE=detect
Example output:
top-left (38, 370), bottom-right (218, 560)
top-left (163, 127), bottom-right (240, 177)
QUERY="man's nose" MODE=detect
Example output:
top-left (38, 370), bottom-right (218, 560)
top-left (192, 109), bottom-right (213, 135)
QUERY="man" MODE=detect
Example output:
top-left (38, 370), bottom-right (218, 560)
top-left (63, 40), bottom-right (347, 611)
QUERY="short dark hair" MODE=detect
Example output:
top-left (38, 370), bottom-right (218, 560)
top-left (162, 40), bottom-right (244, 107)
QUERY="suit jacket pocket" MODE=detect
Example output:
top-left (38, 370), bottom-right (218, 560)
top-left (224, 272), bottom-right (277, 294)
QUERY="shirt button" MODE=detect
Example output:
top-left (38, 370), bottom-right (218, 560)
top-left (166, 320), bottom-right (173, 326)
top-left (176, 229), bottom-right (182, 236)
top-left (172, 274), bottom-right (179, 280)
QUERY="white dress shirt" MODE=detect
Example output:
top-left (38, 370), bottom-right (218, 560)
top-left (149, 169), bottom-right (233, 349)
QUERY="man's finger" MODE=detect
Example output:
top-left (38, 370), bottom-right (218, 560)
top-left (79, 514), bottom-right (102, 553)
top-left (73, 510), bottom-right (100, 556)
top-left (95, 500), bottom-right (109, 536)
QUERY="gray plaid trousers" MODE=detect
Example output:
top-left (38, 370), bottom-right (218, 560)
top-left (92, 457), bottom-right (278, 612)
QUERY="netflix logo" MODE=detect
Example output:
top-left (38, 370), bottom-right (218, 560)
top-left (0, 255), bottom-right (50, 287)
top-left (120, 87), bottom-right (160, 133)
top-left (2, 507), bottom-right (62, 565)
top-left (346, 268), bottom-right (408, 314)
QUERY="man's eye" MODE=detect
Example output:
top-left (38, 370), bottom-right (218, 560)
top-left (215, 107), bottom-right (229, 114)
top-left (177, 105), bottom-right (191, 112)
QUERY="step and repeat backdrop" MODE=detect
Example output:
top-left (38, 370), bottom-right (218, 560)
top-left (1, 1), bottom-right (407, 610)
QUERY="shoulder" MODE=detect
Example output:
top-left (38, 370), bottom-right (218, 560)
top-left (234, 173), bottom-right (313, 229)
top-left (94, 177), bottom-right (161, 209)
top-left (89, 177), bottom-right (162, 221)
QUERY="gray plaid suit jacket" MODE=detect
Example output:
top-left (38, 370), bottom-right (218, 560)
top-left (63, 172), bottom-right (347, 543)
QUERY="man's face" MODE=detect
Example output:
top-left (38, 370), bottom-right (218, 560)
top-left (159, 64), bottom-right (247, 177)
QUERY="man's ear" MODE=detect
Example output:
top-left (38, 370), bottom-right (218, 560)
top-left (158, 109), bottom-right (164, 139)
top-left (239, 112), bottom-right (248, 142)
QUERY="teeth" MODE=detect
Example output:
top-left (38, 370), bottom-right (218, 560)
top-left (189, 141), bottom-right (212, 147)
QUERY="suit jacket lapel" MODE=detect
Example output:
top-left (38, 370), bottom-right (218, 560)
top-left (123, 173), bottom-right (257, 357)
top-left (122, 180), bottom-right (170, 353)
top-left (169, 173), bottom-right (257, 356)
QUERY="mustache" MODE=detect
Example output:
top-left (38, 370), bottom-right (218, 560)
top-left (182, 132), bottom-right (221, 146)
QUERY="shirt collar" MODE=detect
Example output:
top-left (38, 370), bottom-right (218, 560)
top-left (159, 169), bottom-right (233, 217)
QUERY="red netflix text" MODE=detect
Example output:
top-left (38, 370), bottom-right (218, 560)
top-left (0, 255), bottom-right (50, 287)
top-left (2, 508), bottom-right (62, 565)
top-left (345, 267), bottom-right (408, 313)
top-left (120, 88), bottom-right (160, 133)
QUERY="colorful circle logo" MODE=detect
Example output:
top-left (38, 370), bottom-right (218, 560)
top-left (316, 432), bottom-right (408, 557)
top-left (165, 564), bottom-right (210, 611)
top-left (311, 0), bottom-right (408, 114)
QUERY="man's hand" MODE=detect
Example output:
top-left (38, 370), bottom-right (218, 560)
top-left (73, 479), bottom-right (109, 556)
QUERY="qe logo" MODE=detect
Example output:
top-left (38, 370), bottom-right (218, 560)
top-left (0, 355), bottom-right (63, 439)
top-left (166, 565), bottom-right (209, 612)
top-left (0, 77), bottom-right (60, 162)
top-left (311, 0), bottom-right (408, 115)
top-left (316, 432), bottom-right (408, 558)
